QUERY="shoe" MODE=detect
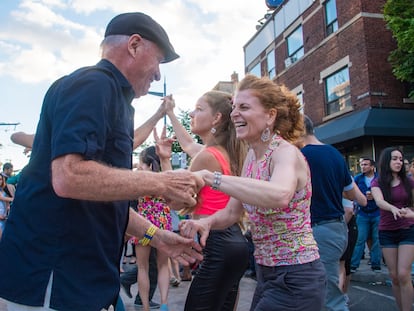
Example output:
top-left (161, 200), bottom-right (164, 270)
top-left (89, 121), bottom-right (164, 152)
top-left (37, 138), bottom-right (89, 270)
top-left (134, 300), bottom-right (160, 309)
top-left (120, 282), bottom-right (132, 299)
top-left (350, 267), bottom-right (357, 273)
top-left (371, 266), bottom-right (381, 272)
top-left (170, 277), bottom-right (180, 287)
top-left (160, 304), bottom-right (169, 311)
top-left (344, 294), bottom-right (350, 306)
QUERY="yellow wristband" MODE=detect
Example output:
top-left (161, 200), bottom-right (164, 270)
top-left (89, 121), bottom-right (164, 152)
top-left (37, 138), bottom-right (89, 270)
top-left (140, 224), bottom-right (158, 246)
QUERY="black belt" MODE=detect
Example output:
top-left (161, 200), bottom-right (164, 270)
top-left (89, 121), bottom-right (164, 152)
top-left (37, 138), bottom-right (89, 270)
top-left (312, 217), bottom-right (343, 227)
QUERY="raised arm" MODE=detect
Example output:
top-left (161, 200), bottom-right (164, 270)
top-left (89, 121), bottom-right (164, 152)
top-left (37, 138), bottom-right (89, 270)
top-left (154, 126), bottom-right (174, 172)
top-left (164, 96), bottom-right (203, 157)
top-left (133, 100), bottom-right (166, 149)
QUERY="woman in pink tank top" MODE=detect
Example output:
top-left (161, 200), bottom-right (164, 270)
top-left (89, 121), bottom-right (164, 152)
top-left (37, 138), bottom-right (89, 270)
top-left (160, 91), bottom-right (250, 311)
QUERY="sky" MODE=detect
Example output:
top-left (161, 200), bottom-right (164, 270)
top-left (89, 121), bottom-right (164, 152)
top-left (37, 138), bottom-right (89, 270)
top-left (0, 0), bottom-right (267, 169)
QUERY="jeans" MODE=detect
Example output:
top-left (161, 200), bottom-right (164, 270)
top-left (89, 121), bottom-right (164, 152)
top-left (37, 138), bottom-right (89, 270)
top-left (312, 220), bottom-right (348, 311)
top-left (351, 214), bottom-right (381, 268)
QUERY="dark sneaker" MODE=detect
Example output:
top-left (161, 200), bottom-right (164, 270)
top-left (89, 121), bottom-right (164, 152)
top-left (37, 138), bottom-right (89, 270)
top-left (134, 300), bottom-right (160, 309)
top-left (120, 282), bottom-right (132, 298)
top-left (372, 266), bottom-right (382, 272)
top-left (350, 267), bottom-right (357, 273)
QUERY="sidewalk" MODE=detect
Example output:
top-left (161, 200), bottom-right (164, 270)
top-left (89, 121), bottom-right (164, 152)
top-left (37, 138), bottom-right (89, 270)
top-left (350, 257), bottom-right (390, 285)
top-left (0, 258), bottom-right (391, 311)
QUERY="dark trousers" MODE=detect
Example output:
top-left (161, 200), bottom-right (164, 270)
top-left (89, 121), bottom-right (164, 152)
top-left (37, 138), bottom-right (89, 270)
top-left (252, 259), bottom-right (326, 311)
top-left (184, 224), bottom-right (249, 311)
top-left (120, 247), bottom-right (158, 304)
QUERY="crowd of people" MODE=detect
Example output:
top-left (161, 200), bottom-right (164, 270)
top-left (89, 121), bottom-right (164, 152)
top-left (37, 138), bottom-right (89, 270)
top-left (0, 10), bottom-right (413, 311)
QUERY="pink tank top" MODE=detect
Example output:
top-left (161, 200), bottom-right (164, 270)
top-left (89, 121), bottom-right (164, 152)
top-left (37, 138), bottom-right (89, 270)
top-left (193, 147), bottom-right (231, 216)
top-left (242, 135), bottom-right (320, 266)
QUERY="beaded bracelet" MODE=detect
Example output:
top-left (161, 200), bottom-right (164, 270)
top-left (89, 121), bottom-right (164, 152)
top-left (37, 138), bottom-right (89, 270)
top-left (140, 224), bottom-right (158, 246)
top-left (211, 171), bottom-right (222, 190)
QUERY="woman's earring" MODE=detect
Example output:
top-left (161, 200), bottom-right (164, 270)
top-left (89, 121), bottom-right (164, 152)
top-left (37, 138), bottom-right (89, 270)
top-left (211, 127), bottom-right (216, 134)
top-left (261, 127), bottom-right (271, 142)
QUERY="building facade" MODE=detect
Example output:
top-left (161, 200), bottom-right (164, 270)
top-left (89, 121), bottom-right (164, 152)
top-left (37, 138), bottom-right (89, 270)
top-left (244, 0), bottom-right (414, 174)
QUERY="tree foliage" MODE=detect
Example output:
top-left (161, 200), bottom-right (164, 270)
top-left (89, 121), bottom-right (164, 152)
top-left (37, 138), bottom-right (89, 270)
top-left (383, 0), bottom-right (414, 98)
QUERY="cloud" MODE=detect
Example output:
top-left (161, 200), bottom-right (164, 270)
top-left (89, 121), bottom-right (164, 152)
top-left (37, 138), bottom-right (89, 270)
top-left (0, 0), bottom-right (267, 167)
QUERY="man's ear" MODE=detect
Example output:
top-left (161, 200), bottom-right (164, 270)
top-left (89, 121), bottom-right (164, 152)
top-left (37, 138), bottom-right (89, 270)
top-left (128, 34), bottom-right (143, 58)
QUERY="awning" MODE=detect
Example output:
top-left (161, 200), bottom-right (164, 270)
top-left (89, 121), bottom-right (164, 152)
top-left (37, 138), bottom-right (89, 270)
top-left (315, 107), bottom-right (414, 144)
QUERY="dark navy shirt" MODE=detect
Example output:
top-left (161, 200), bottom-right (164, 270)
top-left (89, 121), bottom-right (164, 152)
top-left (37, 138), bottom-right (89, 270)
top-left (0, 59), bottom-right (135, 310)
top-left (301, 144), bottom-right (353, 225)
top-left (354, 172), bottom-right (380, 216)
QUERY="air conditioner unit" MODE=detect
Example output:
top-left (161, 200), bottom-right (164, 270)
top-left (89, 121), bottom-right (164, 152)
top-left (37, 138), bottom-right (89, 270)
top-left (284, 56), bottom-right (298, 68)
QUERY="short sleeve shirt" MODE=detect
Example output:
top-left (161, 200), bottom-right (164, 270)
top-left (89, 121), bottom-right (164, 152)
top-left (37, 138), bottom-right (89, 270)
top-left (371, 177), bottom-right (414, 231)
top-left (0, 60), bottom-right (135, 311)
top-left (301, 144), bottom-right (352, 224)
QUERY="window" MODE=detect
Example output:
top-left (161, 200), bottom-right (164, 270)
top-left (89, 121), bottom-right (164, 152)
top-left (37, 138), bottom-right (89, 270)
top-left (286, 26), bottom-right (304, 65)
top-left (267, 50), bottom-right (276, 79)
top-left (325, 0), bottom-right (338, 36)
top-left (249, 62), bottom-right (261, 77)
top-left (325, 67), bottom-right (351, 115)
top-left (296, 91), bottom-right (304, 113)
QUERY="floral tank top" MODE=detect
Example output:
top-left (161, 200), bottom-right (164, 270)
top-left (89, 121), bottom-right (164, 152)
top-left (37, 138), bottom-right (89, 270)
top-left (242, 135), bottom-right (319, 266)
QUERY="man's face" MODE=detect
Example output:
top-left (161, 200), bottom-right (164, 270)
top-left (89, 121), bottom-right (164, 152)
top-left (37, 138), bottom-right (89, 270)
top-left (129, 37), bottom-right (163, 98)
top-left (4, 167), bottom-right (13, 177)
top-left (360, 160), bottom-right (373, 175)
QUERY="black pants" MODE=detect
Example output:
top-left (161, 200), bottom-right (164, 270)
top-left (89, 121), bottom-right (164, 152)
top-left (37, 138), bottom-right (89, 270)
top-left (120, 247), bottom-right (158, 304)
top-left (184, 224), bottom-right (249, 311)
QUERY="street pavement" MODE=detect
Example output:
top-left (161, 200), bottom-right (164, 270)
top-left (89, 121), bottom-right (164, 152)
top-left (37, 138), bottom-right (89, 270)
top-left (0, 257), bottom-right (392, 311)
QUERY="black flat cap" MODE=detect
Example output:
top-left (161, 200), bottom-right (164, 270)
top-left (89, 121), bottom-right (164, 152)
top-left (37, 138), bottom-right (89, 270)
top-left (105, 12), bottom-right (179, 63)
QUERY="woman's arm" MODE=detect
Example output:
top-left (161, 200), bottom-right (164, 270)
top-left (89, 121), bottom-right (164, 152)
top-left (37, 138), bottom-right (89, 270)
top-left (164, 96), bottom-right (203, 158)
top-left (179, 197), bottom-right (245, 247)
top-left (154, 126), bottom-right (173, 172)
top-left (371, 186), bottom-right (402, 220)
top-left (10, 132), bottom-right (35, 155)
top-left (133, 101), bottom-right (166, 149)
top-left (197, 143), bottom-right (301, 209)
top-left (0, 196), bottom-right (12, 203)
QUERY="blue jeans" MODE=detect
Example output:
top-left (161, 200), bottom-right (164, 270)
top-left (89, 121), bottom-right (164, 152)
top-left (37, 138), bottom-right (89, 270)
top-left (312, 220), bottom-right (348, 311)
top-left (351, 214), bottom-right (381, 268)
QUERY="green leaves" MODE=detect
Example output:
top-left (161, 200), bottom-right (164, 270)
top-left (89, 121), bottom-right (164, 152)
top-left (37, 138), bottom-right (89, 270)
top-left (384, 0), bottom-right (414, 98)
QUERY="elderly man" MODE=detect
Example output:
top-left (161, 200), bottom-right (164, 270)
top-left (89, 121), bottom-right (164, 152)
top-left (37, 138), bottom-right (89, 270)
top-left (0, 12), bottom-right (203, 311)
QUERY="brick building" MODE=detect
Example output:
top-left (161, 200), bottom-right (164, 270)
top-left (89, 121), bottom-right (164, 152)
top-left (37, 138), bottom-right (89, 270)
top-left (243, 0), bottom-right (414, 173)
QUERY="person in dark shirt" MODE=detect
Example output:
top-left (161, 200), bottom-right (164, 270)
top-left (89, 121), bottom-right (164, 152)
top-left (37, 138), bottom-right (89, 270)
top-left (301, 115), bottom-right (366, 311)
top-left (0, 12), bottom-right (203, 311)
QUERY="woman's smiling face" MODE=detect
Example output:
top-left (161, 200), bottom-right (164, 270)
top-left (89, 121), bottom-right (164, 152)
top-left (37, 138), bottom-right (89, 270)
top-left (390, 150), bottom-right (403, 174)
top-left (231, 89), bottom-right (269, 142)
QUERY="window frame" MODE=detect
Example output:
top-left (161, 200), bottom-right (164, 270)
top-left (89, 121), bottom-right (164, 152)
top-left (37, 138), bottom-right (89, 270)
top-left (286, 25), bottom-right (304, 62)
top-left (324, 66), bottom-right (351, 116)
top-left (324, 0), bottom-right (338, 36)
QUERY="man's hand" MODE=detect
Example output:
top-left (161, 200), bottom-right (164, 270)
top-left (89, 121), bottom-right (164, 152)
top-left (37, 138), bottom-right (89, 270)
top-left (160, 170), bottom-right (204, 210)
top-left (150, 229), bottom-right (203, 265)
top-left (180, 218), bottom-right (211, 248)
